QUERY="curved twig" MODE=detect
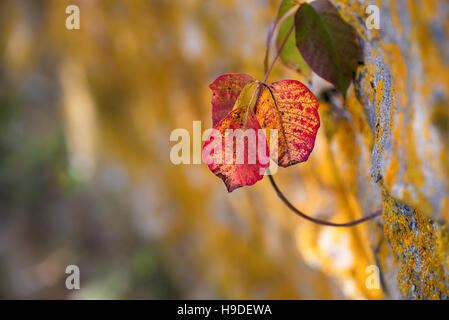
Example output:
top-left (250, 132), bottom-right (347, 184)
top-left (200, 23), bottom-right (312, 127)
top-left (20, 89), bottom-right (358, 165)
top-left (263, 23), bottom-right (294, 83)
top-left (264, 3), bottom-right (300, 79)
top-left (268, 173), bottom-right (382, 227)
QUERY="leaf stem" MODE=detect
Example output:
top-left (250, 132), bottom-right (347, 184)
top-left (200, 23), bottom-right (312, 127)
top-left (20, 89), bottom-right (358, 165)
top-left (263, 22), bottom-right (294, 82)
top-left (251, 20), bottom-right (294, 113)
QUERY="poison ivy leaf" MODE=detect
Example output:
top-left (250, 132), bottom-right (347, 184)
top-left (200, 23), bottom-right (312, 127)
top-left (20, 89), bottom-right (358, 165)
top-left (256, 80), bottom-right (320, 167)
top-left (203, 83), bottom-right (270, 192)
top-left (294, 0), bottom-right (361, 96)
top-left (204, 74), bottom-right (320, 190)
top-left (209, 73), bottom-right (255, 126)
top-left (276, 0), bottom-right (311, 76)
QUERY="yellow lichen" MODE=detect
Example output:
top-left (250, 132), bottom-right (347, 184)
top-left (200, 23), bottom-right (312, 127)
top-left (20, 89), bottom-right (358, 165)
top-left (382, 192), bottom-right (449, 299)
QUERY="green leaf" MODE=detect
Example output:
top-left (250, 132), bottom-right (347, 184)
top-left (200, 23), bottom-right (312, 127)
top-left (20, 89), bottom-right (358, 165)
top-left (276, 0), bottom-right (311, 76)
top-left (277, 0), bottom-right (299, 18)
top-left (294, 0), bottom-right (362, 96)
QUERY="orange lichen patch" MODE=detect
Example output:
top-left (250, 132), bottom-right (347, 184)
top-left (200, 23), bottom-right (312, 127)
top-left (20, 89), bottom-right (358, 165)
top-left (382, 193), bottom-right (449, 299)
top-left (388, 96), bottom-right (396, 137)
top-left (358, 49), bottom-right (378, 104)
top-left (373, 78), bottom-right (388, 158)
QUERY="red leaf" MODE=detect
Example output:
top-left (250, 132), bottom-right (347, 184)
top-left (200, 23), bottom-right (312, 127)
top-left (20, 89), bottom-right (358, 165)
top-left (209, 73), bottom-right (255, 126)
top-left (204, 76), bottom-right (319, 191)
top-left (203, 83), bottom-right (270, 192)
top-left (256, 80), bottom-right (320, 167)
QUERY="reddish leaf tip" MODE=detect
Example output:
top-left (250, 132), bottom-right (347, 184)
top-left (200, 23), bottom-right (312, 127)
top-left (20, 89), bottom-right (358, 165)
top-left (209, 73), bottom-right (255, 127)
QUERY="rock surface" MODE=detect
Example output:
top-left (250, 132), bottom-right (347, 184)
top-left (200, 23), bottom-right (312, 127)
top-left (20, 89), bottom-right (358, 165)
top-left (333, 0), bottom-right (449, 299)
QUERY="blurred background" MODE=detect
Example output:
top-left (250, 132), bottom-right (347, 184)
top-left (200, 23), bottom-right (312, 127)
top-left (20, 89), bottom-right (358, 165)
top-left (0, 0), bottom-right (388, 299)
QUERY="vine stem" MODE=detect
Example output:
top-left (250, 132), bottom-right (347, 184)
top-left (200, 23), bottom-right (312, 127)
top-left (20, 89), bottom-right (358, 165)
top-left (268, 173), bottom-right (382, 227)
top-left (251, 17), bottom-right (295, 113)
top-left (263, 19), bottom-right (294, 83)
top-left (260, 3), bottom-right (382, 227)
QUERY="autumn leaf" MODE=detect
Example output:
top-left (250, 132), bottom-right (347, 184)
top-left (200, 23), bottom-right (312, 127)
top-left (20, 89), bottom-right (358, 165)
top-left (203, 82), bottom-right (270, 192)
top-left (276, 0), bottom-right (311, 76)
top-left (209, 73), bottom-right (255, 126)
top-left (256, 80), bottom-right (320, 167)
top-left (205, 72), bottom-right (320, 191)
top-left (294, 0), bottom-right (361, 96)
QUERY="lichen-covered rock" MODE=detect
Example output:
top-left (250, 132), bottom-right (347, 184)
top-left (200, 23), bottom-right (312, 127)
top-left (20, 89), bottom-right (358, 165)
top-left (381, 192), bottom-right (449, 299)
top-left (332, 0), bottom-right (449, 299)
